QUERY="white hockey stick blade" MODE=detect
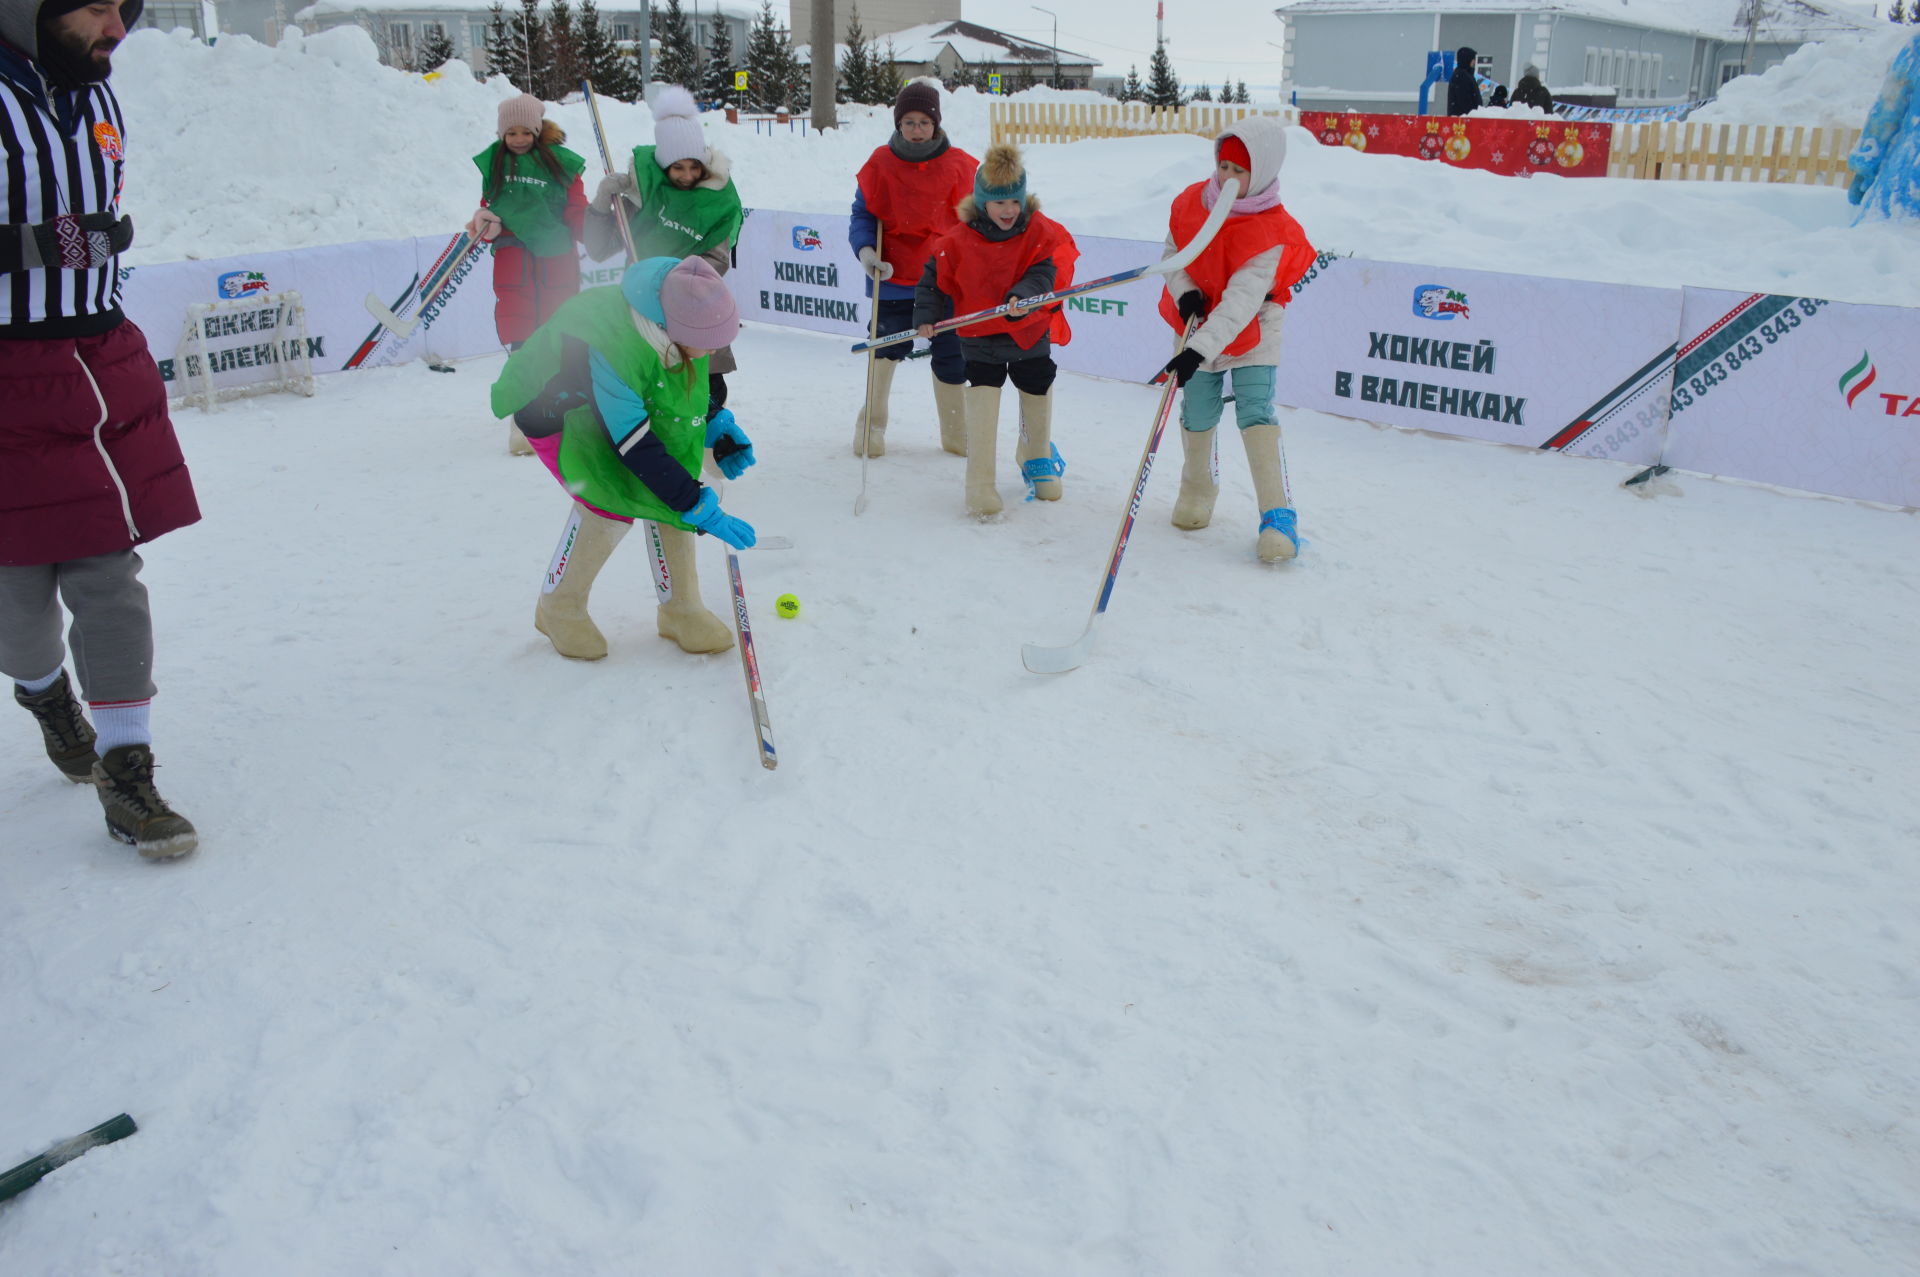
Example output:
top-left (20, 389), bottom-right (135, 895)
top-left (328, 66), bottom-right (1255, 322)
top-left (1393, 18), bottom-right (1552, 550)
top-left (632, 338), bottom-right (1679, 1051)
top-left (1022, 630), bottom-right (1094, 675)
top-left (364, 292), bottom-right (419, 339)
top-left (756, 535), bottom-right (794, 551)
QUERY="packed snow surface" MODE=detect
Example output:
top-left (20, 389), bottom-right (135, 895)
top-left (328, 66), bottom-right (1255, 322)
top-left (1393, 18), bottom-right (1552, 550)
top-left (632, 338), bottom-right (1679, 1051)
top-left (3, 23), bottom-right (1919, 1276)
top-left (1691, 26), bottom-right (1916, 129)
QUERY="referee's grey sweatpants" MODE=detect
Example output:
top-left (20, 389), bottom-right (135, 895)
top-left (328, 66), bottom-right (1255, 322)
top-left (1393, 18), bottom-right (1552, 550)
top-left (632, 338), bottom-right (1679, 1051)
top-left (0, 549), bottom-right (156, 704)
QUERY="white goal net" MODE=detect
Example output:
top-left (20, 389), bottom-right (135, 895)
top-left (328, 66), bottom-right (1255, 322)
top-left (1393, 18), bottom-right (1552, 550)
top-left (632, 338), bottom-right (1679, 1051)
top-left (172, 290), bottom-right (318, 412)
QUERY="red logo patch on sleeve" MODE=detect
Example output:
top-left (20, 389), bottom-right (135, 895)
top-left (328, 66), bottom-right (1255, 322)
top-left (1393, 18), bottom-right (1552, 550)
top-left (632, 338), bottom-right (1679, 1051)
top-left (92, 121), bottom-right (123, 161)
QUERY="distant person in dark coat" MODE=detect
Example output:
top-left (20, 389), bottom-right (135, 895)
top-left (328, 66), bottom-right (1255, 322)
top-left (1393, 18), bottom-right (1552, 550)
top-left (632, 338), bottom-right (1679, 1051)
top-left (1447, 46), bottom-right (1482, 116)
top-left (1511, 66), bottom-right (1554, 112)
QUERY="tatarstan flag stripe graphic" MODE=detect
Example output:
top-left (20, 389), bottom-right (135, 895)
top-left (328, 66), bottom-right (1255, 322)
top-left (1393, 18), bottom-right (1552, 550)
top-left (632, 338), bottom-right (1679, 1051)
top-left (1839, 351), bottom-right (1876, 408)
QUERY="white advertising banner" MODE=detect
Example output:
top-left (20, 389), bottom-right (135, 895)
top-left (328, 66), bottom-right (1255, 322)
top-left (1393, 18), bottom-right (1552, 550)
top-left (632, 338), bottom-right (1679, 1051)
top-left (724, 209), bottom-right (1182, 385)
top-left (1273, 256), bottom-right (1682, 466)
top-left (119, 233), bottom-right (508, 393)
top-left (1659, 289), bottom-right (1920, 508)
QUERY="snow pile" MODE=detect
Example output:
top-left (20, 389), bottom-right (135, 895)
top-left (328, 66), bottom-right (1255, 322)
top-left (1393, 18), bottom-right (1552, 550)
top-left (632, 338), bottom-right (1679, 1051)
top-left (1692, 26), bottom-right (1913, 128)
top-left (111, 27), bottom-right (1920, 308)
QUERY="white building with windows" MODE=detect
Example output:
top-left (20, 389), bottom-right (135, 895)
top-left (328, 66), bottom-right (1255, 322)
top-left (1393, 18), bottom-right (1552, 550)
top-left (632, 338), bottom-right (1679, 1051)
top-left (1272, 0), bottom-right (1880, 115)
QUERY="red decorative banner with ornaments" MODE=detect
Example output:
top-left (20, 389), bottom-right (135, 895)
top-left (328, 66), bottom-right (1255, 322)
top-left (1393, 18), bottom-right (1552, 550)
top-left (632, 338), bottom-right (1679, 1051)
top-left (1309, 112), bottom-right (1612, 178)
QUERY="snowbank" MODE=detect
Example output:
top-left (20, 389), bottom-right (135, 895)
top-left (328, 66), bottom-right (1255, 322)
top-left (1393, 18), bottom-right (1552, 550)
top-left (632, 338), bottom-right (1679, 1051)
top-left (1692, 26), bottom-right (1913, 129)
top-left (110, 28), bottom-right (1920, 308)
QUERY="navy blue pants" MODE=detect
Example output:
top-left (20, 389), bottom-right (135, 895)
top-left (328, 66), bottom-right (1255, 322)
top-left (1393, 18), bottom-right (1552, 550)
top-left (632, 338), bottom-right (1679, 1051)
top-left (874, 296), bottom-right (966, 384)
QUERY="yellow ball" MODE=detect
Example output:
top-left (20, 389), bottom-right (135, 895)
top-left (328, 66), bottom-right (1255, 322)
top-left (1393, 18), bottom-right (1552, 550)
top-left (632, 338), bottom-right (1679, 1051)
top-left (775, 593), bottom-right (801, 619)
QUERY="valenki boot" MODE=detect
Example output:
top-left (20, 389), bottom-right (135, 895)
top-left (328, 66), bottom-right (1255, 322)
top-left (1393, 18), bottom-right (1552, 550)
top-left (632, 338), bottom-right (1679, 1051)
top-left (1172, 427), bottom-right (1218, 530)
top-left (93, 744), bottom-right (197, 860)
top-left (933, 378), bottom-right (969, 456)
top-left (655, 525), bottom-right (734, 654)
top-left (13, 670), bottom-right (98, 783)
top-left (536, 505), bottom-right (630, 660)
top-left (1241, 422), bottom-right (1299, 561)
top-left (964, 385), bottom-right (1004, 516)
top-left (853, 358), bottom-right (899, 457)
top-left (507, 422), bottom-right (535, 456)
top-left (1015, 390), bottom-right (1064, 501)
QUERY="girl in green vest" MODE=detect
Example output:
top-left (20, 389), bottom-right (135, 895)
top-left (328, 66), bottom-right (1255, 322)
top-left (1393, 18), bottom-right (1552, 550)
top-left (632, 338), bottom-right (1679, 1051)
top-left (584, 85), bottom-right (743, 419)
top-left (491, 257), bottom-right (758, 662)
top-left (468, 95), bottom-right (587, 454)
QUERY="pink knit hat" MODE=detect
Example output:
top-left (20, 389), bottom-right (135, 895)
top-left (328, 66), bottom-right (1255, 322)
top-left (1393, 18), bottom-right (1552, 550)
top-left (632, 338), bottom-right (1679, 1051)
top-left (658, 258), bottom-right (739, 350)
top-left (497, 94), bottom-right (544, 138)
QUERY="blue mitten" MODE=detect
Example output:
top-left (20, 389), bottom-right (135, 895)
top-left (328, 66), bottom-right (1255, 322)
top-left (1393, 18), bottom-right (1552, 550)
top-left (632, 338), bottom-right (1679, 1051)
top-left (704, 408), bottom-right (756, 479)
top-left (683, 487), bottom-right (757, 549)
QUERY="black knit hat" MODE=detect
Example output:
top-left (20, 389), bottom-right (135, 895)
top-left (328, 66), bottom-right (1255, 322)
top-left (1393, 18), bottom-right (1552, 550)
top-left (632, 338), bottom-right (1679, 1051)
top-left (894, 80), bottom-right (941, 129)
top-left (38, 0), bottom-right (144, 24)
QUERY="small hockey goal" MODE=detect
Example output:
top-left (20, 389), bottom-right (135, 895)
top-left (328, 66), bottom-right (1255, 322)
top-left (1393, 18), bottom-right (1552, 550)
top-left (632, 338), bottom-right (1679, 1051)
top-left (172, 290), bottom-right (317, 412)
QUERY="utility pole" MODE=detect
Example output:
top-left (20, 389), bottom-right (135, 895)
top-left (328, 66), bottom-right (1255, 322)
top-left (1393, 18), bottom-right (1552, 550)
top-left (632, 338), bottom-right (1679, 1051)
top-left (1032, 5), bottom-right (1058, 88)
top-left (811, 0), bottom-right (836, 130)
top-left (1741, 0), bottom-right (1763, 80)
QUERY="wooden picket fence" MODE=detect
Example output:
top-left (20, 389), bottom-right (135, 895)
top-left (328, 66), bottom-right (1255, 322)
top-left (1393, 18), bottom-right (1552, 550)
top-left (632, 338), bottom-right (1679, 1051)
top-left (1606, 121), bottom-right (1861, 185)
top-left (989, 100), bottom-right (1299, 146)
top-left (990, 101), bottom-right (1861, 188)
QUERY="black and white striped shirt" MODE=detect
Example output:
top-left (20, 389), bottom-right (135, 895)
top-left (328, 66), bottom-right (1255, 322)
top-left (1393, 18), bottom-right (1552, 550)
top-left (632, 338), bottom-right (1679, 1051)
top-left (0, 48), bottom-right (127, 336)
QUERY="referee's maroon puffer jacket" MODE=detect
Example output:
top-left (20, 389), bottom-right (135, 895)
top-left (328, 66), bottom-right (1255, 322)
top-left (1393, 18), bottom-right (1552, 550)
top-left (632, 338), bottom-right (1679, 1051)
top-left (0, 320), bottom-right (201, 567)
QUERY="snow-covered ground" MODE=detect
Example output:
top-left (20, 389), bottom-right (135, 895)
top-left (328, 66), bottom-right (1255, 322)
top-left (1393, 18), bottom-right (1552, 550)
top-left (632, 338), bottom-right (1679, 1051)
top-left (4, 26), bottom-right (1919, 1275)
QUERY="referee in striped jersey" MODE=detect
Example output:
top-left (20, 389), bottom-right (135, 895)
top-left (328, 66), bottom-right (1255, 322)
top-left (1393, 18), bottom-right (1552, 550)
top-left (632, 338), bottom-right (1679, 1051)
top-left (2, 0), bottom-right (200, 859)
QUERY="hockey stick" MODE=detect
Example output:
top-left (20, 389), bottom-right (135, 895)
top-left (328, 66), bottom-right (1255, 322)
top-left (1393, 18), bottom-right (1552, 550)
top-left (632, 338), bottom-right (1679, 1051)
top-left (346, 230), bottom-right (484, 370)
top-left (853, 225), bottom-right (884, 516)
top-left (727, 549), bottom-right (777, 770)
top-left (851, 193), bottom-right (1231, 355)
top-left (582, 80), bottom-right (641, 266)
top-left (1, 1114), bottom-right (137, 1203)
top-left (1021, 318), bottom-right (1199, 675)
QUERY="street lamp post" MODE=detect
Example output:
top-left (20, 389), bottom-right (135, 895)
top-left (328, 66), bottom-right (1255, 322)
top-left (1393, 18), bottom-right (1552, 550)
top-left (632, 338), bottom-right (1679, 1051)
top-left (1031, 4), bottom-right (1058, 88)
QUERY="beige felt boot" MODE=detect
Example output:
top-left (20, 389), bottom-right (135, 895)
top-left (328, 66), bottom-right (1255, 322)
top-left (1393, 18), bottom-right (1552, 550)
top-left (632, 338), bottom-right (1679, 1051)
top-left (1172, 427), bottom-right (1218, 530)
top-left (853, 357), bottom-right (898, 457)
top-left (934, 378), bottom-right (969, 456)
top-left (655, 524), bottom-right (734, 654)
top-left (964, 385), bottom-right (1004, 517)
top-left (507, 421), bottom-right (535, 455)
top-left (1241, 423), bottom-right (1300, 562)
top-left (1015, 389), bottom-right (1062, 500)
top-left (536, 505), bottom-right (629, 659)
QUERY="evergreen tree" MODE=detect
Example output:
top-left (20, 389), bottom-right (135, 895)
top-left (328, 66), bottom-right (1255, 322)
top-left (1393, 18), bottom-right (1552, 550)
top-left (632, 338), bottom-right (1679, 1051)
top-left (1120, 64), bottom-right (1144, 103)
top-left (745, 0), bottom-right (798, 110)
top-left (839, 4), bottom-right (873, 104)
top-left (1234, 78), bottom-right (1250, 104)
top-left (1891, 0), bottom-right (1907, 21)
top-left (875, 40), bottom-right (903, 101)
top-left (482, 2), bottom-right (511, 80)
top-left (653, 0), bottom-right (699, 89)
top-left (1009, 61), bottom-right (1037, 92)
top-left (1145, 39), bottom-right (1183, 108)
top-left (577, 0), bottom-right (638, 100)
top-left (548, 0), bottom-right (581, 97)
top-left (508, 0), bottom-right (553, 95)
top-left (414, 22), bottom-right (456, 72)
top-left (702, 12), bottom-right (737, 107)
top-left (1192, 81), bottom-right (1212, 101)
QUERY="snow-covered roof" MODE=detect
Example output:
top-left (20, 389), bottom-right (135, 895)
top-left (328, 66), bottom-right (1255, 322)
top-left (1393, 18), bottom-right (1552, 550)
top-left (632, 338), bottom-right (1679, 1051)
top-left (1271, 0), bottom-right (1879, 44)
top-left (293, 0), bottom-right (740, 16)
top-left (796, 19), bottom-right (1097, 69)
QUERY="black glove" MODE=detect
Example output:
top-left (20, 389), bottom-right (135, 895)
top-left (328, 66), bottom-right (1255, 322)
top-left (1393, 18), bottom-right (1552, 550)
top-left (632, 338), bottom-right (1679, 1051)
top-left (1163, 348), bottom-right (1204, 387)
top-left (1175, 289), bottom-right (1208, 323)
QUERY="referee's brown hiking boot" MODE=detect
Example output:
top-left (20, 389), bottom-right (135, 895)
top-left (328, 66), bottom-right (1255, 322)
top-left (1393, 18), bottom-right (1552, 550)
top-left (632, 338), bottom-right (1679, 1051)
top-left (93, 745), bottom-right (198, 861)
top-left (13, 671), bottom-right (99, 783)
